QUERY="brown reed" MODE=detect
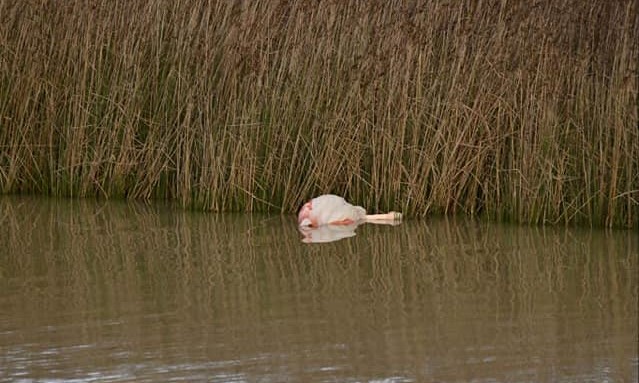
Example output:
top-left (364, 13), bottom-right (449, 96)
top-left (0, 0), bottom-right (637, 227)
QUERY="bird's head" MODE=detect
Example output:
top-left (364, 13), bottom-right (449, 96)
top-left (297, 201), bottom-right (315, 227)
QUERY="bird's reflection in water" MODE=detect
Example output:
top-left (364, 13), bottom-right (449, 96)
top-left (299, 223), bottom-right (359, 243)
top-left (299, 220), bottom-right (402, 243)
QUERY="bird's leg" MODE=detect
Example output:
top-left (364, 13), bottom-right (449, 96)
top-left (364, 212), bottom-right (403, 223)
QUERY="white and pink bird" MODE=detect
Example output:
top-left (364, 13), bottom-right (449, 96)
top-left (297, 194), bottom-right (402, 227)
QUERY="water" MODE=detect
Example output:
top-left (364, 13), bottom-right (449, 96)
top-left (0, 196), bottom-right (637, 383)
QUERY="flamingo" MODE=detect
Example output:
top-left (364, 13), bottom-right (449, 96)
top-left (297, 194), bottom-right (402, 227)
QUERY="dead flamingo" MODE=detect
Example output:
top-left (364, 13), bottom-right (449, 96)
top-left (297, 194), bottom-right (402, 227)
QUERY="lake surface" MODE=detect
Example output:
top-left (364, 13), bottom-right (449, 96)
top-left (0, 196), bottom-right (637, 383)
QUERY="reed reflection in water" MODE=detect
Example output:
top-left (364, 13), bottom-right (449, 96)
top-left (0, 196), bottom-right (637, 382)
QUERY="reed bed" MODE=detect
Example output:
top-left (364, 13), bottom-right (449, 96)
top-left (0, 0), bottom-right (637, 227)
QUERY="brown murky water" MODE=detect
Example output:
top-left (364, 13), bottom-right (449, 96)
top-left (0, 196), bottom-right (637, 382)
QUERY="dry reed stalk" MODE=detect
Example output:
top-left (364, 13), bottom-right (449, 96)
top-left (0, 0), bottom-right (636, 227)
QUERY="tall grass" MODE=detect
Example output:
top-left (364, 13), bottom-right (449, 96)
top-left (0, 0), bottom-right (637, 227)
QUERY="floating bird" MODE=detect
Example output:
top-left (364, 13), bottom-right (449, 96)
top-left (297, 194), bottom-right (402, 227)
